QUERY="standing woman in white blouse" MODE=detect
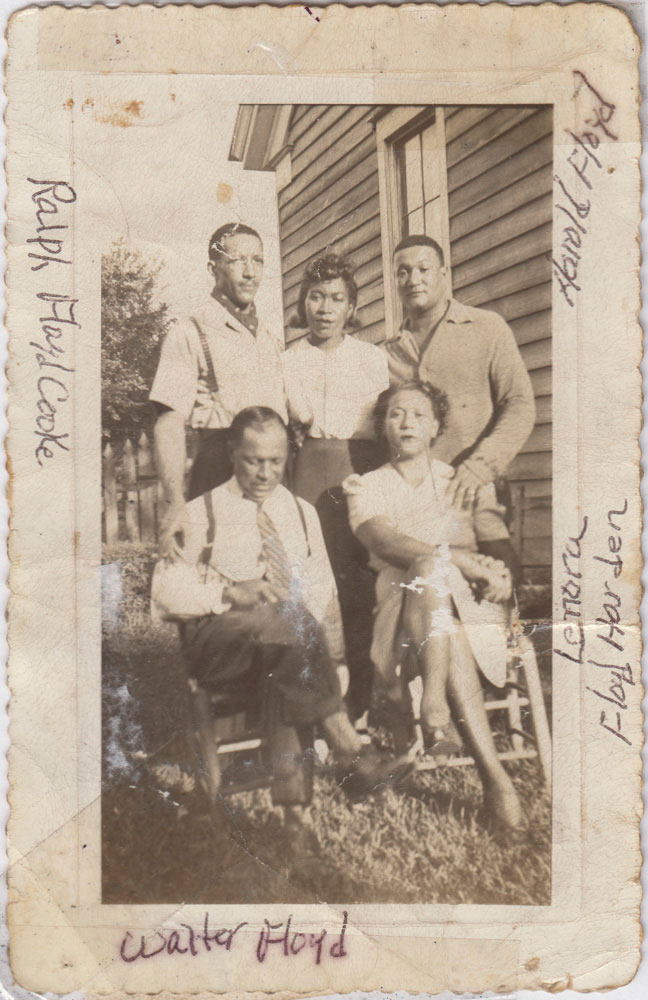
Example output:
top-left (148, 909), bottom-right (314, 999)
top-left (283, 255), bottom-right (390, 720)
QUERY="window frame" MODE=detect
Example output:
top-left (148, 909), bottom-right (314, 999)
top-left (376, 106), bottom-right (451, 340)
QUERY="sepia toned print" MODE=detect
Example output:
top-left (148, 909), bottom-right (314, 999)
top-left (101, 101), bottom-right (553, 908)
top-left (6, 4), bottom-right (642, 995)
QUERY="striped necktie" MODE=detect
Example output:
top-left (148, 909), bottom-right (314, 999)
top-left (257, 504), bottom-right (292, 600)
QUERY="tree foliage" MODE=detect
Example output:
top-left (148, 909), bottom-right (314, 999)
top-left (101, 242), bottom-right (174, 445)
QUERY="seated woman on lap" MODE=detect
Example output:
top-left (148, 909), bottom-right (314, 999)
top-left (343, 380), bottom-right (522, 833)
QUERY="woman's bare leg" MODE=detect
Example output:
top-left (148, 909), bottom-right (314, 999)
top-left (446, 626), bottom-right (522, 830)
top-left (401, 556), bottom-right (454, 732)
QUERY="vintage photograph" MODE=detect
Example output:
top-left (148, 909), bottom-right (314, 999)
top-left (101, 102), bottom-right (553, 906)
top-left (8, 3), bottom-right (643, 994)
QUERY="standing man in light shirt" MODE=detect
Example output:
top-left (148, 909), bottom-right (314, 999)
top-left (150, 222), bottom-right (287, 556)
top-left (152, 406), bottom-right (412, 811)
top-left (385, 234), bottom-right (536, 580)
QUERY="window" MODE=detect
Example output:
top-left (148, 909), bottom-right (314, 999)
top-left (376, 107), bottom-right (451, 338)
top-left (395, 117), bottom-right (448, 247)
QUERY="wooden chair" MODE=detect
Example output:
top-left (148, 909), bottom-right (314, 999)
top-left (409, 620), bottom-right (552, 785)
top-left (409, 480), bottom-right (552, 786)
top-left (185, 666), bottom-right (315, 808)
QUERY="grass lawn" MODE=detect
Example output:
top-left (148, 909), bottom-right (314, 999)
top-left (102, 543), bottom-right (552, 906)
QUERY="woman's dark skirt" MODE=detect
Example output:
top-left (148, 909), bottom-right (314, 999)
top-left (292, 437), bottom-right (382, 718)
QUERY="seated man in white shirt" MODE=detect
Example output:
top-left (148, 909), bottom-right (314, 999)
top-left (152, 405), bottom-right (411, 815)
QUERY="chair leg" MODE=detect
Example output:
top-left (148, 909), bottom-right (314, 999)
top-left (519, 636), bottom-right (552, 787)
top-left (269, 718), bottom-right (314, 806)
top-left (187, 681), bottom-right (222, 805)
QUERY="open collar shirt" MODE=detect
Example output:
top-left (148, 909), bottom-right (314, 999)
top-left (150, 294), bottom-right (287, 429)
top-left (384, 298), bottom-right (536, 478)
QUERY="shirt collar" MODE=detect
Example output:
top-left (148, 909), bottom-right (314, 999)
top-left (398, 297), bottom-right (473, 338)
top-left (444, 297), bottom-right (473, 325)
top-left (226, 475), bottom-right (283, 509)
top-left (211, 288), bottom-right (259, 336)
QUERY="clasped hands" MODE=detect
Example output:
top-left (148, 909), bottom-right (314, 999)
top-left (223, 578), bottom-right (281, 611)
top-left (453, 550), bottom-right (512, 604)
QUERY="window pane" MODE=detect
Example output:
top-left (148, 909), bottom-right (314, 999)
top-left (421, 122), bottom-right (443, 204)
top-left (403, 134), bottom-right (424, 213)
top-left (408, 206), bottom-right (425, 234)
top-left (424, 198), bottom-right (442, 241)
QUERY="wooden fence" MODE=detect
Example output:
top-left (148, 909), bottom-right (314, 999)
top-left (103, 433), bottom-right (162, 544)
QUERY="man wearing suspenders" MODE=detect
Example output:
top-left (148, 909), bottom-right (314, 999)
top-left (152, 407), bottom-right (411, 806)
top-left (150, 222), bottom-right (287, 557)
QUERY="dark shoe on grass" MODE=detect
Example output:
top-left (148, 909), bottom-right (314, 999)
top-left (336, 746), bottom-right (414, 802)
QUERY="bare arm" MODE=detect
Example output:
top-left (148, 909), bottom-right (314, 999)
top-left (355, 516), bottom-right (439, 571)
top-left (153, 407), bottom-right (188, 556)
top-left (355, 516), bottom-right (511, 601)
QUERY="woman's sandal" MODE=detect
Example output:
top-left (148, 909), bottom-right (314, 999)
top-left (422, 719), bottom-right (464, 757)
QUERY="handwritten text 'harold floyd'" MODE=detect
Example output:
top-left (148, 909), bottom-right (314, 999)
top-left (553, 71), bottom-right (618, 307)
top-left (26, 177), bottom-right (78, 467)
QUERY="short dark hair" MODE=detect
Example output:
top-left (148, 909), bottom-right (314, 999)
top-left (229, 406), bottom-right (288, 448)
top-left (208, 223), bottom-right (262, 263)
top-left (393, 234), bottom-right (445, 267)
top-left (296, 253), bottom-right (359, 328)
top-left (373, 380), bottom-right (449, 442)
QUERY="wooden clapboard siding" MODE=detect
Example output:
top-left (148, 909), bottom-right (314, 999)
top-left (444, 106), bottom-right (499, 143)
top-left (282, 150), bottom-right (377, 240)
top-left (449, 134), bottom-right (553, 218)
top-left (290, 106), bottom-right (372, 179)
top-left (278, 105), bottom-right (386, 347)
top-left (447, 103), bottom-right (552, 570)
top-left (447, 110), bottom-right (553, 193)
top-left (534, 395), bottom-right (552, 425)
top-left (281, 171), bottom-right (380, 261)
top-left (279, 113), bottom-right (376, 211)
top-left (509, 310), bottom-right (551, 346)
top-left (446, 107), bottom-right (538, 171)
top-left (450, 165), bottom-right (553, 242)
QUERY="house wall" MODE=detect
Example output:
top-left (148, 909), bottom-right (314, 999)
top-left (444, 105), bottom-right (553, 577)
top-left (279, 103), bottom-right (552, 579)
top-left (278, 105), bottom-right (385, 344)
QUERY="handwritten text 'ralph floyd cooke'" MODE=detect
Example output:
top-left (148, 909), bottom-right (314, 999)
top-left (553, 71), bottom-right (618, 307)
top-left (26, 178), bottom-right (78, 467)
top-left (555, 500), bottom-right (635, 747)
top-left (119, 911), bottom-right (348, 965)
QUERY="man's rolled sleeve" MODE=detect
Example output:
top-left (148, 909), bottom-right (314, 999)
top-left (151, 559), bottom-right (230, 621)
top-left (149, 321), bottom-right (200, 421)
top-left (471, 320), bottom-right (536, 476)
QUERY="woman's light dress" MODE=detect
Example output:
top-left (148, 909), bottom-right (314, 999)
top-left (344, 460), bottom-right (509, 691)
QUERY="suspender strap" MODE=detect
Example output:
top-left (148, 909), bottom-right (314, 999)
top-left (200, 491), bottom-right (216, 564)
top-left (200, 490), bottom-right (310, 563)
top-left (190, 317), bottom-right (219, 395)
top-left (293, 496), bottom-right (311, 557)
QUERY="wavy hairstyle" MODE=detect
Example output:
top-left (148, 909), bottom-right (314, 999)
top-left (296, 253), bottom-right (360, 329)
top-left (373, 380), bottom-right (449, 444)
